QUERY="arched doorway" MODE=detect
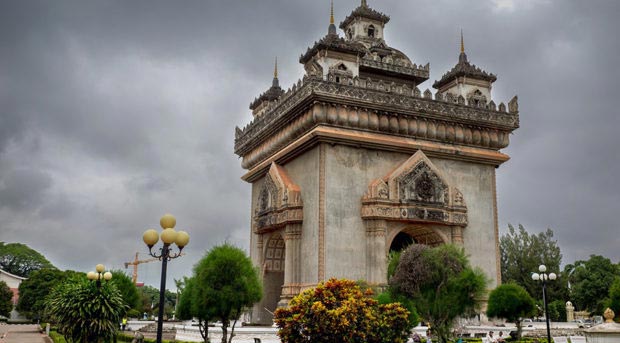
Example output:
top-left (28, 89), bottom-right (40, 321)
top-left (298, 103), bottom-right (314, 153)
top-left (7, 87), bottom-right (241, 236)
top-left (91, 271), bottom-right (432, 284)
top-left (389, 231), bottom-right (416, 253)
top-left (262, 233), bottom-right (285, 319)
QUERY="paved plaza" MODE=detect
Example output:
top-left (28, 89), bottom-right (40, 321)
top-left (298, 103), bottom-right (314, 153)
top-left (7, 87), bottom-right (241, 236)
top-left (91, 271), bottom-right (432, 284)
top-left (0, 324), bottom-right (50, 343)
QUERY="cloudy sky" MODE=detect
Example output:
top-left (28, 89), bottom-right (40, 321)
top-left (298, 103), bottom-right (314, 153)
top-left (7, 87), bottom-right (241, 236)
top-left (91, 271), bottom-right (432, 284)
top-left (1, 0), bottom-right (619, 288)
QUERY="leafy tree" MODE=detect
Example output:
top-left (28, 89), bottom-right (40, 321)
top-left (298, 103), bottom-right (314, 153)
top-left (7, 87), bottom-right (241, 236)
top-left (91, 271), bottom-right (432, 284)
top-left (500, 224), bottom-right (567, 302)
top-left (607, 277), bottom-right (620, 320)
top-left (0, 281), bottom-right (13, 318)
top-left (565, 255), bottom-right (620, 314)
top-left (387, 250), bottom-right (402, 280)
top-left (0, 242), bottom-right (54, 277)
top-left (177, 276), bottom-right (212, 343)
top-left (486, 283), bottom-right (535, 339)
top-left (16, 268), bottom-right (76, 320)
top-left (548, 299), bottom-right (567, 322)
top-left (193, 244), bottom-right (262, 343)
top-left (136, 285), bottom-right (176, 319)
top-left (110, 270), bottom-right (141, 314)
top-left (390, 244), bottom-right (487, 343)
top-left (45, 275), bottom-right (128, 343)
top-left (274, 278), bottom-right (413, 343)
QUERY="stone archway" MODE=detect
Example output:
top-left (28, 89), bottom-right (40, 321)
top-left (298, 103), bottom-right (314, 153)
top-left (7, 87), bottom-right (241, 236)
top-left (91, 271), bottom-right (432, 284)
top-left (362, 150), bottom-right (467, 286)
top-left (252, 162), bottom-right (303, 323)
top-left (262, 232), bottom-right (285, 320)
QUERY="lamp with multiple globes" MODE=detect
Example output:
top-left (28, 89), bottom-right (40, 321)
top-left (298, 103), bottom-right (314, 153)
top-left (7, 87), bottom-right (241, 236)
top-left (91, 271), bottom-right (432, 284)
top-left (142, 214), bottom-right (189, 343)
top-left (531, 264), bottom-right (557, 343)
top-left (87, 264), bottom-right (113, 288)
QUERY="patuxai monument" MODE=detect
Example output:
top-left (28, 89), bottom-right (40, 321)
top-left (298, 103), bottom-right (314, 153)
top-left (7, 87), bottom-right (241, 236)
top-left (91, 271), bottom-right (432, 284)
top-left (234, 0), bottom-right (519, 324)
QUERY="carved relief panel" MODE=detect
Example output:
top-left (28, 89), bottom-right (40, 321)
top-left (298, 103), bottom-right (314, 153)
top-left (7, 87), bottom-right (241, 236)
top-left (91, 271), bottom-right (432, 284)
top-left (254, 163), bottom-right (303, 233)
top-left (362, 150), bottom-right (467, 227)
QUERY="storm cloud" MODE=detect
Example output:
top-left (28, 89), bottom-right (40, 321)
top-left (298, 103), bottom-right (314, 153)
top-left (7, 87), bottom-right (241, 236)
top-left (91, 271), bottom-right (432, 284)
top-left (0, 0), bottom-right (618, 287)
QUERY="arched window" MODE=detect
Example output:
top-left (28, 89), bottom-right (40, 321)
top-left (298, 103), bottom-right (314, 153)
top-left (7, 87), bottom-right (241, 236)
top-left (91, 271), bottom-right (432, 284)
top-left (338, 64), bottom-right (347, 71)
top-left (368, 25), bottom-right (375, 38)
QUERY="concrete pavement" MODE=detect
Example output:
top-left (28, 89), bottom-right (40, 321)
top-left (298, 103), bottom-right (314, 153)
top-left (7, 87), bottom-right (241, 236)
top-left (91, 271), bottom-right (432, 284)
top-left (0, 324), bottom-right (50, 343)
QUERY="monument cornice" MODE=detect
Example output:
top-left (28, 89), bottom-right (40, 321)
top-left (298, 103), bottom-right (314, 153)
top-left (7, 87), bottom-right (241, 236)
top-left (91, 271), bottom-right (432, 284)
top-left (241, 126), bottom-right (510, 183)
top-left (235, 78), bottom-right (519, 161)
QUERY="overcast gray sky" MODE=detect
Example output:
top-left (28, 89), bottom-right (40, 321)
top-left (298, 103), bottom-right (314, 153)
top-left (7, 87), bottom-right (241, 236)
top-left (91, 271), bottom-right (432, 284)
top-left (1, 0), bottom-right (619, 288)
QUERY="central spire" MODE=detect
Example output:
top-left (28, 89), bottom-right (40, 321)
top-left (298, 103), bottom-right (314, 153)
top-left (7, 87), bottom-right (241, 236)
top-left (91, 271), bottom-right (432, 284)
top-left (328, 0), bottom-right (337, 36)
top-left (361, 0), bottom-right (368, 7)
top-left (459, 30), bottom-right (468, 63)
top-left (272, 57), bottom-right (279, 88)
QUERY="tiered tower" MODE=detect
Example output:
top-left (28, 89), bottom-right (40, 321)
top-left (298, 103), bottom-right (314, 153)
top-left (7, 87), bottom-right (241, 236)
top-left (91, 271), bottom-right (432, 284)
top-left (235, 1), bottom-right (519, 324)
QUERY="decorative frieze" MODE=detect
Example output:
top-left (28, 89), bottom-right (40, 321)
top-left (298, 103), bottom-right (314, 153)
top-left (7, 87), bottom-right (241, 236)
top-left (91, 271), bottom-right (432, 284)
top-left (254, 163), bottom-right (303, 233)
top-left (235, 78), bottom-right (518, 170)
top-left (361, 151), bottom-right (468, 227)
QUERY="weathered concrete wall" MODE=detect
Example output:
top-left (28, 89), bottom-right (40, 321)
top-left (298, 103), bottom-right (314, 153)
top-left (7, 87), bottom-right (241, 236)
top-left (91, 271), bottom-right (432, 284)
top-left (433, 159), bottom-right (499, 288)
top-left (324, 144), bottom-right (409, 280)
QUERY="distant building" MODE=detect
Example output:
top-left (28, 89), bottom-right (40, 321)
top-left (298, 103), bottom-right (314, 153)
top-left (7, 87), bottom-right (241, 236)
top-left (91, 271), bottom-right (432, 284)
top-left (235, 0), bottom-right (519, 324)
top-left (0, 268), bottom-right (27, 320)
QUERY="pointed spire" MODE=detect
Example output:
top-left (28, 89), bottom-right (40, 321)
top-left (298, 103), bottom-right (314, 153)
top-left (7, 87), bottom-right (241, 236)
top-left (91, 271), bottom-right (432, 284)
top-left (272, 57), bottom-right (279, 88)
top-left (328, 0), bottom-right (337, 36)
top-left (361, 0), bottom-right (368, 7)
top-left (459, 29), bottom-right (468, 64)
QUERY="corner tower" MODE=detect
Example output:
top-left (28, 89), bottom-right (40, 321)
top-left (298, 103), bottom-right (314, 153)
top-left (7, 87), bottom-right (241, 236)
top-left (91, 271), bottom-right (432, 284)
top-left (235, 1), bottom-right (519, 324)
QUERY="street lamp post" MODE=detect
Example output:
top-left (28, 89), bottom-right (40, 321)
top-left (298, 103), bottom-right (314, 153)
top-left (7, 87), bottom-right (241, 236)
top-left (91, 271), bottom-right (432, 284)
top-left (531, 264), bottom-right (557, 343)
top-left (142, 214), bottom-right (190, 343)
top-left (87, 264), bottom-right (113, 288)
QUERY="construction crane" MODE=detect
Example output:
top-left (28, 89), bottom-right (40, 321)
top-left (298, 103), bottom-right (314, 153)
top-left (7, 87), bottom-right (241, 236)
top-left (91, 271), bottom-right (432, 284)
top-left (124, 252), bottom-right (159, 284)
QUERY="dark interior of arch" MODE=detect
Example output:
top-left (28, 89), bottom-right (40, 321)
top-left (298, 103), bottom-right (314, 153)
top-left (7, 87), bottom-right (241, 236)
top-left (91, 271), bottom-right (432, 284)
top-left (389, 231), bottom-right (416, 252)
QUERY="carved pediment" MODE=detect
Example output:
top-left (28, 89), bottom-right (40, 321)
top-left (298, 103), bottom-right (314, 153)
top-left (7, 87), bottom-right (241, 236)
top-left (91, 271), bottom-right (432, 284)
top-left (255, 163), bottom-right (303, 232)
top-left (362, 150), bottom-right (467, 226)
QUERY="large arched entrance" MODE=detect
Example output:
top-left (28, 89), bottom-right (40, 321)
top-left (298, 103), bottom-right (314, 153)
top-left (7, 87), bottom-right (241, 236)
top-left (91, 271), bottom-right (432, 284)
top-left (262, 232), bottom-right (285, 319)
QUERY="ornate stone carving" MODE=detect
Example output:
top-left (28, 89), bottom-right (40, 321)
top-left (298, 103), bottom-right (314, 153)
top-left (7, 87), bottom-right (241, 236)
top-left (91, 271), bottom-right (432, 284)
top-left (398, 162), bottom-right (447, 204)
top-left (254, 163), bottom-right (303, 233)
top-left (508, 95), bottom-right (519, 113)
top-left (263, 233), bottom-right (285, 272)
top-left (234, 78), bottom-right (519, 167)
top-left (362, 150), bottom-right (468, 226)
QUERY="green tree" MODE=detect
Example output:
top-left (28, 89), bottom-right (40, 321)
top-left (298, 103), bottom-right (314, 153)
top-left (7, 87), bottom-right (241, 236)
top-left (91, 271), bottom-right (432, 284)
top-left (607, 277), bottom-right (620, 320)
top-left (390, 244), bottom-right (487, 343)
top-left (16, 268), bottom-right (76, 320)
top-left (500, 224), bottom-right (567, 301)
top-left (45, 275), bottom-right (128, 343)
top-left (0, 281), bottom-right (13, 318)
top-left (177, 276), bottom-right (213, 343)
top-left (110, 270), bottom-right (141, 314)
top-left (548, 299), bottom-right (567, 322)
top-left (566, 255), bottom-right (620, 314)
top-left (0, 242), bottom-right (55, 277)
top-left (193, 244), bottom-right (262, 343)
top-left (274, 278), bottom-right (412, 343)
top-left (486, 283), bottom-right (535, 339)
top-left (136, 285), bottom-right (177, 319)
